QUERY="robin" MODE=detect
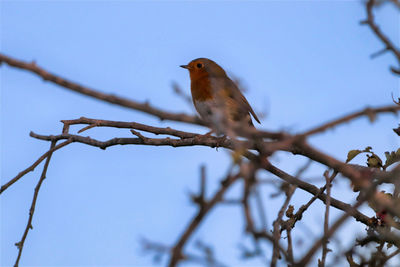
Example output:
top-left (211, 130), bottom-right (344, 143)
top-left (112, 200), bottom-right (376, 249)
top-left (180, 58), bottom-right (260, 134)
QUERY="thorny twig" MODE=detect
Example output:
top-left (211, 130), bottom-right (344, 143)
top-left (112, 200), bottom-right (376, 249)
top-left (271, 184), bottom-right (295, 267)
top-left (297, 168), bottom-right (400, 266)
top-left (319, 171), bottom-right (335, 267)
top-left (362, 0), bottom-right (400, 75)
top-left (168, 168), bottom-right (241, 267)
top-left (141, 238), bottom-right (227, 267)
top-left (14, 141), bottom-right (56, 267)
top-left (271, 160), bottom-right (311, 266)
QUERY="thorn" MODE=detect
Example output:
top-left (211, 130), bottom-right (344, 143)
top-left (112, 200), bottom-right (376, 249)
top-left (370, 47), bottom-right (389, 59)
top-left (130, 129), bottom-right (146, 141)
top-left (390, 66), bottom-right (400, 75)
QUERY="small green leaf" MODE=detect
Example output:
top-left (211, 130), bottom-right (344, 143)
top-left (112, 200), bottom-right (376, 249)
top-left (346, 147), bottom-right (375, 164)
top-left (346, 150), bottom-right (362, 163)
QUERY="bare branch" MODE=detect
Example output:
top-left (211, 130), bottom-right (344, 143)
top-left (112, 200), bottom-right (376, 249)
top-left (0, 53), bottom-right (203, 125)
top-left (271, 184), bottom-right (295, 267)
top-left (168, 170), bottom-right (241, 267)
top-left (62, 117), bottom-right (200, 139)
top-left (141, 238), bottom-right (227, 267)
top-left (260, 160), bottom-right (379, 229)
top-left (297, 199), bottom-right (364, 266)
top-left (319, 171), bottom-right (334, 266)
top-left (14, 141), bottom-right (56, 267)
top-left (300, 105), bottom-right (400, 137)
top-left (298, 167), bottom-right (400, 266)
top-left (281, 172), bottom-right (338, 233)
top-left (363, 0), bottom-right (400, 75)
top-left (29, 131), bottom-right (237, 150)
top-left (0, 140), bottom-right (72, 195)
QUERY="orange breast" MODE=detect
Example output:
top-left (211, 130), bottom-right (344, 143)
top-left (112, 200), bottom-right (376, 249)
top-left (190, 76), bottom-right (213, 101)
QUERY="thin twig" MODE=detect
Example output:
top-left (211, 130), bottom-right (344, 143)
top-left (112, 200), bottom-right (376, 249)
top-left (286, 229), bottom-right (294, 264)
top-left (271, 160), bottom-right (310, 266)
top-left (200, 165), bottom-right (206, 205)
top-left (319, 171), bottom-right (334, 266)
top-left (362, 0), bottom-right (400, 75)
top-left (168, 171), bottom-right (241, 267)
top-left (254, 186), bottom-right (268, 230)
top-left (300, 105), bottom-right (400, 137)
top-left (282, 171), bottom-right (338, 233)
top-left (259, 160), bottom-right (379, 229)
top-left (271, 185), bottom-right (295, 267)
top-left (297, 199), bottom-right (364, 266)
top-left (62, 117), bottom-right (200, 139)
top-left (171, 81), bottom-right (193, 106)
top-left (14, 141), bottom-right (56, 267)
top-left (0, 140), bottom-right (72, 195)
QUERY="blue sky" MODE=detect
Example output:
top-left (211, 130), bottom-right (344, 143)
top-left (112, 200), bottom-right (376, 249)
top-left (1, 1), bottom-right (399, 266)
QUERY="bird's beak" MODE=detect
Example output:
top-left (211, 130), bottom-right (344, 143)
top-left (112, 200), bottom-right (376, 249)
top-left (180, 65), bottom-right (190, 69)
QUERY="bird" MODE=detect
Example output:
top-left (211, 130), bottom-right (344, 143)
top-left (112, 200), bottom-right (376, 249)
top-left (180, 58), bottom-right (260, 134)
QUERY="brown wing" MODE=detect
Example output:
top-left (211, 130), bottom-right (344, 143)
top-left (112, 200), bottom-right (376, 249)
top-left (225, 79), bottom-right (261, 124)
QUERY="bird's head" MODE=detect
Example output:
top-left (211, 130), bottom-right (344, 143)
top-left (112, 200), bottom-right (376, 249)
top-left (180, 58), bottom-right (227, 81)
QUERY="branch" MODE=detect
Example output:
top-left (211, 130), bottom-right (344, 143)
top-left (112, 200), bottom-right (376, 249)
top-left (29, 132), bottom-right (237, 150)
top-left (27, 130), bottom-right (380, 230)
top-left (63, 116), bottom-right (286, 141)
top-left (271, 184), bottom-right (295, 267)
top-left (0, 140), bottom-right (72, 195)
top-left (290, 141), bottom-right (363, 184)
top-left (297, 199), bottom-right (364, 266)
top-left (298, 167), bottom-right (400, 266)
top-left (14, 141), bottom-right (56, 267)
top-left (271, 161), bottom-right (310, 266)
top-left (319, 171), bottom-right (334, 266)
top-left (300, 105), bottom-right (400, 137)
top-left (141, 238), bottom-right (227, 267)
top-left (61, 117), bottom-right (200, 138)
top-left (0, 53), bottom-right (203, 125)
top-left (362, 0), bottom-right (400, 75)
top-left (261, 160), bottom-right (378, 229)
top-left (168, 171), bottom-right (241, 267)
top-left (239, 168), bottom-right (292, 264)
top-left (281, 172), bottom-right (338, 233)
top-left (59, 116), bottom-right (395, 186)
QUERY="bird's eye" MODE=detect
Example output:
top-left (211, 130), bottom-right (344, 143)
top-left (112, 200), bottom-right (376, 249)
top-left (196, 63), bottom-right (203, 68)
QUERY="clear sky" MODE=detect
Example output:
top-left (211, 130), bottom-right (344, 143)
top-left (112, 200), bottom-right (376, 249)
top-left (1, 1), bottom-right (399, 266)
